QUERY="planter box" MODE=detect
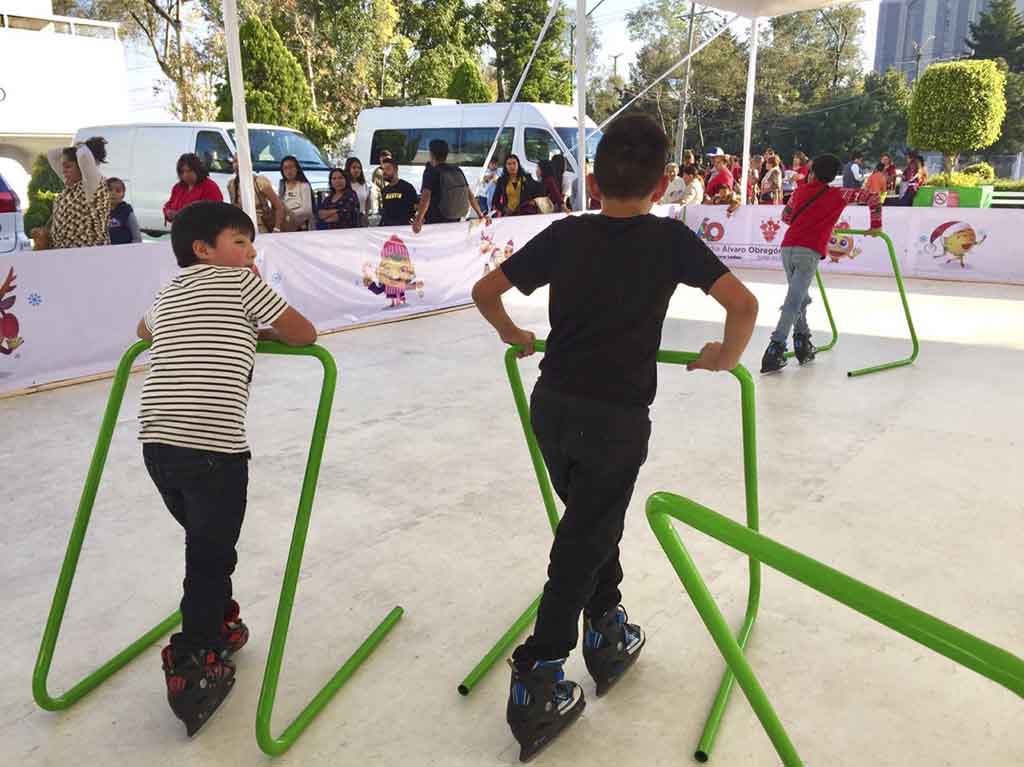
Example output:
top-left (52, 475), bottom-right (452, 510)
top-left (914, 185), bottom-right (994, 208)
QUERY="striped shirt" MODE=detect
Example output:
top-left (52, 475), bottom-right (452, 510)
top-left (139, 265), bottom-right (288, 453)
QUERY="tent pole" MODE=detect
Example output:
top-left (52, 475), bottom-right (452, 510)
top-left (223, 0), bottom-right (256, 223)
top-left (576, 0), bottom-right (588, 210)
top-left (739, 16), bottom-right (759, 206)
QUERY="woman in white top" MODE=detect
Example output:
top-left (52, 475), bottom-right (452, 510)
top-left (553, 153), bottom-right (575, 210)
top-left (660, 162), bottom-right (688, 204)
top-left (345, 157), bottom-right (372, 226)
top-left (278, 155), bottom-right (314, 232)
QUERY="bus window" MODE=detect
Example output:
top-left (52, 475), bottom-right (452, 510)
top-left (524, 128), bottom-right (563, 165)
top-left (454, 127), bottom-right (514, 166)
top-left (372, 128), bottom-right (458, 166)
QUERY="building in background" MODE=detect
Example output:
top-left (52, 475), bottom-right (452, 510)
top-left (874, 0), bottom-right (1024, 81)
top-left (0, 0), bottom-right (127, 201)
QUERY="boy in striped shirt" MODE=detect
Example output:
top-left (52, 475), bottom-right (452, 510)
top-left (137, 201), bottom-right (316, 736)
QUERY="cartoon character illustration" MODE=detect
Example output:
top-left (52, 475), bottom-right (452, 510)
top-left (926, 221), bottom-right (986, 268)
top-left (363, 234), bottom-right (424, 308)
top-left (0, 268), bottom-right (24, 355)
top-left (826, 224), bottom-right (861, 263)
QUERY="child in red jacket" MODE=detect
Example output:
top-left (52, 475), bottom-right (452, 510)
top-left (761, 154), bottom-right (882, 374)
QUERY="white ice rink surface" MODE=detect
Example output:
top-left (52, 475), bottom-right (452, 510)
top-left (3, 269), bottom-right (1023, 767)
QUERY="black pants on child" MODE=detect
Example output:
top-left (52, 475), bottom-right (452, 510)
top-left (513, 385), bottom-right (651, 665)
top-left (143, 443), bottom-right (249, 657)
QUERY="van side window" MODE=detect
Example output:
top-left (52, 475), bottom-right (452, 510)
top-left (196, 131), bottom-right (233, 173)
top-left (524, 128), bottom-right (563, 165)
top-left (371, 127), bottom-right (514, 166)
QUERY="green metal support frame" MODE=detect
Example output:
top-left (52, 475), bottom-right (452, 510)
top-left (458, 339), bottom-right (762, 765)
top-left (646, 491), bottom-right (1024, 765)
top-left (32, 340), bottom-right (403, 757)
top-left (784, 229), bottom-right (919, 377)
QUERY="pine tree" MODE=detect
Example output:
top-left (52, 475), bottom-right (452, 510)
top-left (447, 61), bottom-right (494, 103)
top-left (966, 0), bottom-right (1024, 73)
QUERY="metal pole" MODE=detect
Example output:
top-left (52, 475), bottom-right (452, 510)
top-left (576, 0), bottom-right (588, 210)
top-left (739, 16), bottom-right (759, 208)
top-left (597, 17), bottom-right (736, 133)
top-left (223, 0), bottom-right (256, 223)
top-left (675, 1), bottom-right (697, 165)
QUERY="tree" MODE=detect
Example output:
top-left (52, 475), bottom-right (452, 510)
top-left (490, 0), bottom-right (571, 104)
top-left (966, 0), bottom-right (1024, 73)
top-left (909, 60), bottom-right (1007, 171)
top-left (447, 61), bottom-right (493, 102)
top-left (587, 73), bottom-right (625, 124)
top-left (216, 17), bottom-right (328, 145)
top-left (990, 66), bottom-right (1024, 153)
top-left (22, 155), bottom-right (63, 233)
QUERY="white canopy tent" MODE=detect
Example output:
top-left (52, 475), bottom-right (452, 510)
top-left (218, 0), bottom-right (860, 222)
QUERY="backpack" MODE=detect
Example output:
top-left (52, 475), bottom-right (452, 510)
top-left (436, 164), bottom-right (470, 220)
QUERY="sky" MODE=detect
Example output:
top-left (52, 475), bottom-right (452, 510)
top-left (125, 1), bottom-right (882, 120)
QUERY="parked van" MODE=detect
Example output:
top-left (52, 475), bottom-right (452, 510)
top-left (352, 103), bottom-right (601, 199)
top-left (73, 122), bottom-right (331, 233)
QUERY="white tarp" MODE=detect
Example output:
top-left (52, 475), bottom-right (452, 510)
top-left (1, 207), bottom-right (1021, 395)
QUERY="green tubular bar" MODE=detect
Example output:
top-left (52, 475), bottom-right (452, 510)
top-left (32, 341), bottom-right (402, 757)
top-left (458, 338), bottom-right (762, 747)
top-left (783, 268), bottom-right (838, 360)
top-left (785, 229), bottom-right (918, 376)
top-left (646, 491), bottom-right (1024, 766)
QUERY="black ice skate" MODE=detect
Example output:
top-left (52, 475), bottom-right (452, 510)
top-left (760, 340), bottom-right (788, 374)
top-left (221, 599), bottom-right (249, 657)
top-left (507, 657), bottom-right (586, 762)
top-left (161, 645), bottom-right (236, 737)
top-left (793, 333), bottom-right (817, 365)
top-left (582, 605), bottom-right (645, 697)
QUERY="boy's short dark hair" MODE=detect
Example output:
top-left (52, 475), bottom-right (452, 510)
top-left (171, 201), bottom-right (256, 268)
top-left (811, 154), bottom-right (841, 183)
top-left (874, 162), bottom-right (886, 172)
top-left (429, 139), bottom-right (449, 162)
top-left (594, 114), bottom-right (669, 199)
top-left (682, 163), bottom-right (699, 177)
top-left (382, 157), bottom-right (399, 169)
top-left (851, 150), bottom-right (864, 161)
top-left (106, 177), bottom-right (125, 190)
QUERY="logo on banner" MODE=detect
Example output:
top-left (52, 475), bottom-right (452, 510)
top-left (759, 218), bottom-right (781, 242)
top-left (932, 190), bottom-right (960, 208)
top-left (697, 218), bottom-right (725, 242)
top-left (479, 228), bottom-right (515, 276)
top-left (917, 221), bottom-right (987, 269)
top-left (363, 234), bottom-right (425, 308)
top-left (826, 221), bottom-right (860, 263)
top-left (0, 268), bottom-right (24, 356)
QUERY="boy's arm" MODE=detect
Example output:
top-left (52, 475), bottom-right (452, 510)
top-left (262, 307), bottom-right (317, 346)
top-left (137, 317), bottom-right (152, 342)
top-left (413, 189), bottom-right (431, 232)
top-left (687, 273), bottom-right (759, 372)
top-left (471, 269), bottom-right (536, 357)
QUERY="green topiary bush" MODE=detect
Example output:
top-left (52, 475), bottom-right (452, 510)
top-left (993, 178), bottom-right (1024, 191)
top-left (923, 171), bottom-right (981, 188)
top-left (22, 153), bottom-right (63, 233)
top-left (961, 161), bottom-right (996, 181)
top-left (908, 60), bottom-right (1007, 171)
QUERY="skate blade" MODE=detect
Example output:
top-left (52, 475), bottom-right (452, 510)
top-left (760, 365), bottom-right (787, 375)
top-left (594, 640), bottom-right (645, 698)
top-left (182, 676), bottom-right (236, 738)
top-left (515, 697), bottom-right (586, 763)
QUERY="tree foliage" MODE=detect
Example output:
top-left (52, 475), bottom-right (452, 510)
top-left (22, 155), bottom-right (63, 233)
top-left (966, 0), bottom-right (1024, 73)
top-left (447, 61), bottom-right (493, 103)
top-left (909, 60), bottom-right (1006, 170)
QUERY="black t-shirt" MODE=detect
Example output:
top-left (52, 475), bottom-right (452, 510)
top-left (501, 214), bottom-right (730, 407)
top-left (380, 179), bottom-right (419, 227)
top-left (421, 163), bottom-right (454, 224)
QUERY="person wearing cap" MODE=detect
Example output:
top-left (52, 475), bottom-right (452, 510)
top-left (704, 149), bottom-right (735, 200)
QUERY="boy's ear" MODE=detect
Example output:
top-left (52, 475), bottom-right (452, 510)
top-left (586, 172), bottom-right (602, 202)
top-left (650, 173), bottom-right (670, 202)
top-left (192, 239), bottom-right (212, 262)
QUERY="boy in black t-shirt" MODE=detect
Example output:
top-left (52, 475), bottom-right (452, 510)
top-left (472, 115), bottom-right (758, 761)
top-left (378, 157), bottom-right (419, 227)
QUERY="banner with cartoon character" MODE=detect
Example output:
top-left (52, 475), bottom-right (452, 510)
top-left (905, 209), bottom-right (1022, 283)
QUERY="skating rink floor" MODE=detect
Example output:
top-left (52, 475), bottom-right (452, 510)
top-left (3, 268), bottom-right (1023, 767)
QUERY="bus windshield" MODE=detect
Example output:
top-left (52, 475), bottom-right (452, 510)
top-left (228, 129), bottom-right (329, 172)
top-left (555, 128), bottom-right (602, 162)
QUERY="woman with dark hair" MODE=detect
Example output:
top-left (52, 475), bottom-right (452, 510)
top-left (344, 157), bottom-right (371, 225)
top-left (163, 153), bottom-right (223, 224)
top-left (536, 159), bottom-right (571, 214)
top-left (492, 154), bottom-right (537, 216)
top-left (897, 151), bottom-right (925, 206)
top-left (279, 155), bottom-right (314, 231)
top-left (316, 168), bottom-right (361, 230)
top-left (31, 136), bottom-right (111, 249)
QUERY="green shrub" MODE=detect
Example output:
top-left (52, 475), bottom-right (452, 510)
top-left (922, 171), bottom-right (981, 188)
top-left (993, 177), bottom-right (1024, 191)
top-left (22, 153), bottom-right (63, 232)
top-left (908, 60), bottom-right (1007, 171)
top-left (961, 161), bottom-right (996, 180)
top-left (447, 61), bottom-right (493, 103)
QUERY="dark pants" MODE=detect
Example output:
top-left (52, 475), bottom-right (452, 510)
top-left (143, 443), bottom-right (249, 656)
top-left (514, 385), bottom-right (651, 664)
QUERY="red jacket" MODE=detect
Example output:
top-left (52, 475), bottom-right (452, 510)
top-left (706, 168), bottom-right (735, 197)
top-left (781, 180), bottom-right (882, 258)
top-left (163, 178), bottom-right (224, 222)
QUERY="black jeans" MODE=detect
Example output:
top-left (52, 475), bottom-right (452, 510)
top-left (514, 385), bottom-right (651, 664)
top-left (143, 443), bottom-right (249, 655)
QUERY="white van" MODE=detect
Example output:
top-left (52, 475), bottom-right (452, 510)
top-left (73, 122), bottom-right (332, 233)
top-left (351, 103), bottom-right (601, 199)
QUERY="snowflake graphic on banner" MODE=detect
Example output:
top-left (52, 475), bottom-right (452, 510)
top-left (270, 272), bottom-right (283, 285)
top-left (28, 293), bottom-right (42, 306)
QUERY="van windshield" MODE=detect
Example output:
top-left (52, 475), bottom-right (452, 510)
top-left (555, 128), bottom-right (602, 162)
top-left (228, 129), bottom-right (329, 172)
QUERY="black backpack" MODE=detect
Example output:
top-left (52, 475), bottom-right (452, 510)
top-left (436, 164), bottom-right (470, 220)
